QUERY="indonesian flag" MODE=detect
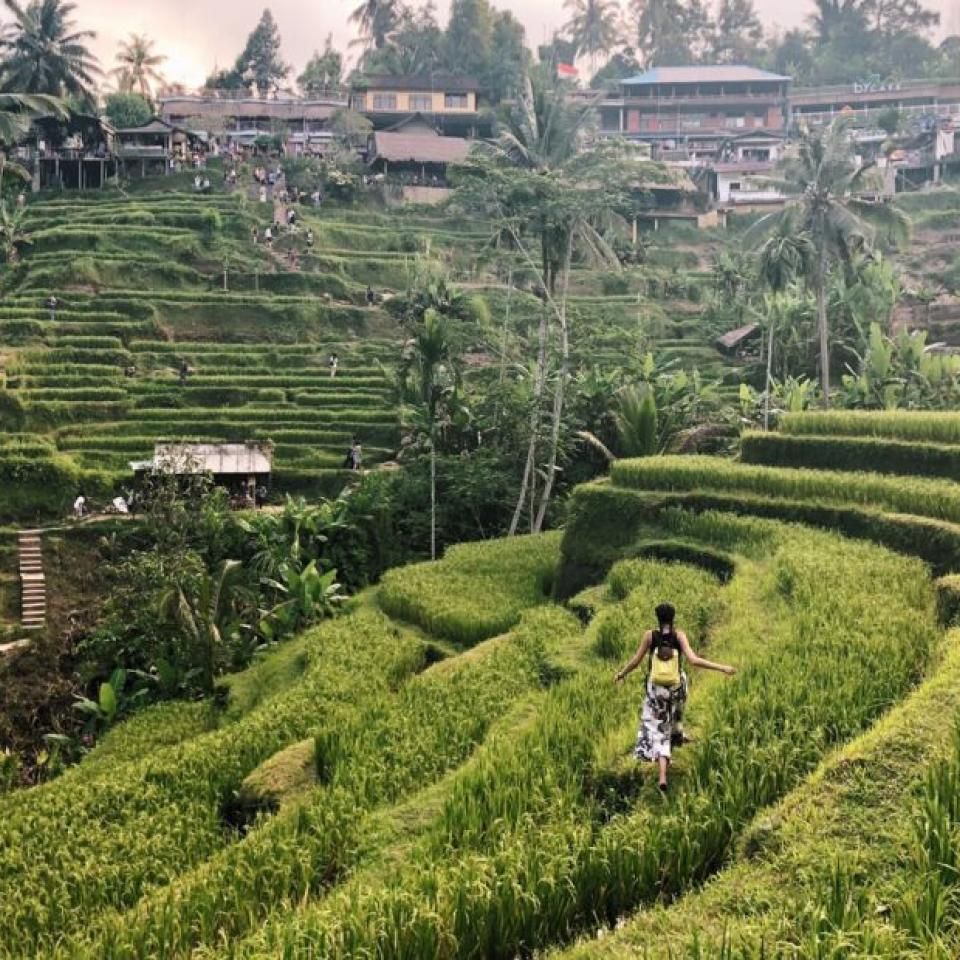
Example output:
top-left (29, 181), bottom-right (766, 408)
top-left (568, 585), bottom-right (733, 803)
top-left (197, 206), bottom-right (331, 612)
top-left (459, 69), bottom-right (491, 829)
top-left (557, 63), bottom-right (579, 79)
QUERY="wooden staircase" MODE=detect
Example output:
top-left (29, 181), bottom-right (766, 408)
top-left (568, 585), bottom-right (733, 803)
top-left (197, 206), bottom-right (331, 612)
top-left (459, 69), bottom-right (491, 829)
top-left (18, 530), bottom-right (46, 630)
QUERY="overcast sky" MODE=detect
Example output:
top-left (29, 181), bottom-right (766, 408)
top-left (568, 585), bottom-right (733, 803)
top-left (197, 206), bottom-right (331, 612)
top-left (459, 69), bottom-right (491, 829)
top-left (76, 0), bottom-right (960, 91)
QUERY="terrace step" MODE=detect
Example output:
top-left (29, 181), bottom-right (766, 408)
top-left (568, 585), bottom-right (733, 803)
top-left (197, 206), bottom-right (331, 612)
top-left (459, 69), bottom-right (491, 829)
top-left (17, 530), bottom-right (46, 630)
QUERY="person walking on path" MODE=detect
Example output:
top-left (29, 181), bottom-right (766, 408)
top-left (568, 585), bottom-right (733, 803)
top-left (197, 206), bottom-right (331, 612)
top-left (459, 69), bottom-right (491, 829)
top-left (614, 602), bottom-right (735, 793)
top-left (73, 494), bottom-right (86, 519)
top-left (328, 352), bottom-right (339, 378)
top-left (343, 437), bottom-right (362, 471)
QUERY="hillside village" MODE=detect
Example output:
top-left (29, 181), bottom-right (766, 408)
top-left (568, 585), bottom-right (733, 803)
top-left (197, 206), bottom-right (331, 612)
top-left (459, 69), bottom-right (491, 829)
top-left (6, 0), bottom-right (960, 957)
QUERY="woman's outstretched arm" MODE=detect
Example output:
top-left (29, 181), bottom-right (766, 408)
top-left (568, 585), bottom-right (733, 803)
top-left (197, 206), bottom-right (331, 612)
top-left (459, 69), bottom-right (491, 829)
top-left (615, 632), bottom-right (652, 684)
top-left (677, 631), bottom-right (736, 676)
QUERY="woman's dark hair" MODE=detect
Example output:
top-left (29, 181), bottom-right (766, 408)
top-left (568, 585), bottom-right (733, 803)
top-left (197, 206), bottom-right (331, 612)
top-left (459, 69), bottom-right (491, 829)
top-left (655, 603), bottom-right (676, 627)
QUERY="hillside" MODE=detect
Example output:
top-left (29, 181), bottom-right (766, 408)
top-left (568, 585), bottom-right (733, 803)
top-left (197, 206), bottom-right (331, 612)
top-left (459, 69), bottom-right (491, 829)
top-left (4, 407), bottom-right (960, 955)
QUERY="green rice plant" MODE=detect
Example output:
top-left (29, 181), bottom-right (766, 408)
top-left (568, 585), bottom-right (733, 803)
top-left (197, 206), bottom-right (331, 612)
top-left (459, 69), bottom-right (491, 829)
top-left (52, 606), bottom-right (579, 960)
top-left (740, 432), bottom-right (960, 480)
top-left (612, 455), bottom-right (960, 525)
top-left (0, 609), bottom-right (429, 955)
top-left (228, 519), bottom-right (935, 960)
top-left (594, 558), bottom-right (721, 660)
top-left (378, 533), bottom-right (562, 645)
top-left (780, 410), bottom-right (960, 445)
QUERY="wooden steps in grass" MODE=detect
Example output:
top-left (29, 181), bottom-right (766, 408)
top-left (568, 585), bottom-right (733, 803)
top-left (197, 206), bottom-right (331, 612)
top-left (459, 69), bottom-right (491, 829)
top-left (17, 529), bottom-right (45, 632)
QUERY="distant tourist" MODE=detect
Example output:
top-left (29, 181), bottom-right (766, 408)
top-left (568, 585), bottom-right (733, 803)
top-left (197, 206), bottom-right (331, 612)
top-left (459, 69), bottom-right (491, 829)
top-left (264, 226), bottom-right (273, 247)
top-left (111, 495), bottom-right (129, 515)
top-left (305, 228), bottom-right (314, 248)
top-left (344, 437), bottom-right (362, 471)
top-left (73, 494), bottom-right (86, 519)
top-left (328, 352), bottom-right (339, 378)
top-left (614, 603), bottom-right (736, 793)
top-left (178, 359), bottom-right (189, 385)
top-left (259, 185), bottom-right (268, 204)
top-left (366, 285), bottom-right (375, 307)
top-left (251, 226), bottom-right (259, 245)
top-left (194, 174), bottom-right (203, 191)
top-left (45, 295), bottom-right (58, 321)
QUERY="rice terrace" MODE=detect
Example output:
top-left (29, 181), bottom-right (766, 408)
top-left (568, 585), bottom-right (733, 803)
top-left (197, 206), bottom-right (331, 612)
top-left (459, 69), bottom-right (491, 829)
top-left (8, 0), bottom-right (960, 957)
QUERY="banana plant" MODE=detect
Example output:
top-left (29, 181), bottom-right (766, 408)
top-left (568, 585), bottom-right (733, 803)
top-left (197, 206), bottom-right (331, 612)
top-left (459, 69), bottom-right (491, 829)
top-left (159, 560), bottom-right (247, 695)
top-left (72, 668), bottom-right (148, 733)
top-left (259, 560), bottom-right (344, 642)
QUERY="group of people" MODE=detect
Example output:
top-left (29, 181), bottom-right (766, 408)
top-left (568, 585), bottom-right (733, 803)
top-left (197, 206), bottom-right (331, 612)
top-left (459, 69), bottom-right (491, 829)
top-left (73, 494), bottom-right (129, 519)
top-left (193, 174), bottom-right (212, 193)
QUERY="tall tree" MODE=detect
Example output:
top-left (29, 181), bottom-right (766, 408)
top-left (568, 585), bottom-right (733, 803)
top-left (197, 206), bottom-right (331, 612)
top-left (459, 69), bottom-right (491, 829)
top-left (298, 35), bottom-right (342, 95)
top-left (457, 67), bottom-right (628, 532)
top-left (711, 0), bottom-right (763, 63)
top-left (233, 8), bottom-right (288, 97)
top-left (630, 0), bottom-right (700, 65)
top-left (350, 0), bottom-right (401, 50)
top-left (485, 11), bottom-right (529, 103)
top-left (563, 0), bottom-right (622, 75)
top-left (0, 0), bottom-right (100, 102)
top-left (761, 119), bottom-right (909, 405)
top-left (756, 211), bottom-right (814, 427)
top-left (360, 2), bottom-right (444, 75)
top-left (113, 34), bottom-right (165, 99)
top-left (445, 0), bottom-right (495, 80)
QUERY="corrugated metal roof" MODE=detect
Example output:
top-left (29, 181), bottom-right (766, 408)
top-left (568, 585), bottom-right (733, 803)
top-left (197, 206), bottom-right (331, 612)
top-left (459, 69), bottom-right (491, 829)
top-left (161, 98), bottom-right (340, 122)
top-left (371, 130), bottom-right (470, 164)
top-left (623, 66), bottom-right (790, 85)
top-left (115, 118), bottom-right (181, 135)
top-left (151, 443), bottom-right (272, 475)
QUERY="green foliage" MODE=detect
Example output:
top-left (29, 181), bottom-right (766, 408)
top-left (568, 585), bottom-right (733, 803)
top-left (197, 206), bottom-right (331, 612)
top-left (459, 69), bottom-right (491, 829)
top-left (378, 532), bottom-right (561, 644)
top-left (742, 430), bottom-right (960, 480)
top-left (780, 409), bottom-right (960, 444)
top-left (103, 92), bottom-right (151, 130)
top-left (613, 454), bottom-right (960, 524)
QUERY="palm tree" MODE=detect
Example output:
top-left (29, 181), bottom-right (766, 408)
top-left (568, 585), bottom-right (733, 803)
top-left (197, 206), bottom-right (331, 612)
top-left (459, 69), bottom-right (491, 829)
top-left (478, 66), bottom-right (622, 533)
top-left (403, 308), bottom-right (456, 561)
top-left (0, 0), bottom-right (100, 101)
top-left (350, 0), bottom-right (400, 49)
top-left (563, 0), bottom-right (621, 76)
top-left (756, 211), bottom-right (814, 428)
top-left (760, 119), bottom-right (909, 405)
top-left (113, 34), bottom-right (165, 99)
top-left (0, 90), bottom-right (66, 183)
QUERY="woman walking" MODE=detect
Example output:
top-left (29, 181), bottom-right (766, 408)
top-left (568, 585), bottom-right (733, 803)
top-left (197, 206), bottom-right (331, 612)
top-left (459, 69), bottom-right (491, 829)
top-left (615, 602), bottom-right (735, 793)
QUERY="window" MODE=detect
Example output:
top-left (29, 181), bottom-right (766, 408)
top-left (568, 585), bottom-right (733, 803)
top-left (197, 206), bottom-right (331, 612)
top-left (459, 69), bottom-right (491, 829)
top-left (372, 93), bottom-right (397, 110)
top-left (409, 94), bottom-right (432, 111)
top-left (444, 93), bottom-right (469, 109)
top-left (729, 181), bottom-right (742, 192)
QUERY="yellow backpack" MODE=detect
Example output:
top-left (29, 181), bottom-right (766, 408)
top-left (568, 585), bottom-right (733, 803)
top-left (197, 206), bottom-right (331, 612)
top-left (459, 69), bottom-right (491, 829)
top-left (649, 632), bottom-right (682, 687)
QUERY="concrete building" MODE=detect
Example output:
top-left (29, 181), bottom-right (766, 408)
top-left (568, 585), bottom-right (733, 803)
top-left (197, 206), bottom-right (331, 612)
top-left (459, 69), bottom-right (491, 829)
top-left (609, 65), bottom-right (791, 158)
top-left (159, 95), bottom-right (346, 155)
top-left (791, 78), bottom-right (960, 128)
top-left (349, 74), bottom-right (485, 136)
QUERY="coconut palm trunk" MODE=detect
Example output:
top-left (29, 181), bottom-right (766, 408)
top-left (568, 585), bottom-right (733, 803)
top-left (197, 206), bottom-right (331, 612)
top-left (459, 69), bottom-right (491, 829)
top-left (816, 240), bottom-right (831, 406)
top-left (534, 233), bottom-right (574, 532)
